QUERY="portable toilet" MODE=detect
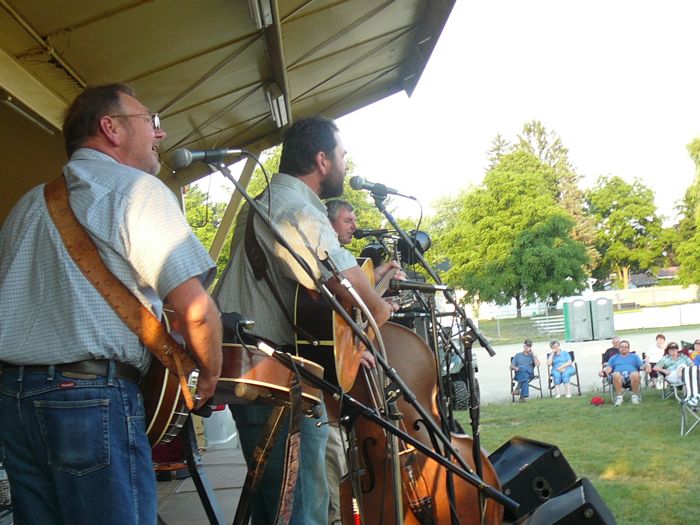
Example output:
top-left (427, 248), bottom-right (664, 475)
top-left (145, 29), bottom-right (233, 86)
top-left (563, 297), bottom-right (593, 342)
top-left (590, 297), bottom-right (614, 340)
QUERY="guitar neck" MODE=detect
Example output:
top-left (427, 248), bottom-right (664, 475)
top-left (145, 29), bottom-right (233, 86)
top-left (374, 267), bottom-right (398, 297)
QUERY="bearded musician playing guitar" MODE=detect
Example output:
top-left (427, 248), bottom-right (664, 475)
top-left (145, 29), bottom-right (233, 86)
top-left (213, 116), bottom-right (392, 525)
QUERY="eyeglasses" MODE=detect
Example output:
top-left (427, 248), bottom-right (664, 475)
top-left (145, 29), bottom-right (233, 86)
top-left (108, 113), bottom-right (161, 130)
top-left (668, 345), bottom-right (679, 350)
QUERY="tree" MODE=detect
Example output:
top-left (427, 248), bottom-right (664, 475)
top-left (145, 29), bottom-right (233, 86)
top-left (184, 185), bottom-right (231, 276)
top-left (428, 150), bottom-right (588, 316)
top-left (516, 120), bottom-right (600, 270)
top-left (486, 133), bottom-right (511, 170)
top-left (585, 175), bottom-right (663, 289)
top-left (676, 138), bottom-right (700, 284)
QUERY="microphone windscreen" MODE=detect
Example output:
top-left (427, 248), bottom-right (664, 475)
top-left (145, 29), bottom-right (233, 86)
top-left (349, 176), bottom-right (364, 190)
top-left (170, 148), bottom-right (192, 170)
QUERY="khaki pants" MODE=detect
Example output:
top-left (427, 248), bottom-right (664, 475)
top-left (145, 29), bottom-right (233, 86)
top-left (326, 423), bottom-right (348, 524)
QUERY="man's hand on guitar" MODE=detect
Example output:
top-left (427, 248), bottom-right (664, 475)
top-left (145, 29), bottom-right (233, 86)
top-left (194, 372), bottom-right (219, 409)
top-left (374, 260), bottom-right (407, 283)
top-left (360, 350), bottom-right (376, 369)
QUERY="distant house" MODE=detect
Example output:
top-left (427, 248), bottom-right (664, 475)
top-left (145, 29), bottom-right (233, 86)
top-left (629, 271), bottom-right (658, 288)
top-left (656, 266), bottom-right (679, 281)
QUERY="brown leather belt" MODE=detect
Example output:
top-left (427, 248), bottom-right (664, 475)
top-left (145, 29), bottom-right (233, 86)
top-left (0, 359), bottom-right (141, 384)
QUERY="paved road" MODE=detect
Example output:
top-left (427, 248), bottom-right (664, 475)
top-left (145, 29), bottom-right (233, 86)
top-left (473, 326), bottom-right (700, 404)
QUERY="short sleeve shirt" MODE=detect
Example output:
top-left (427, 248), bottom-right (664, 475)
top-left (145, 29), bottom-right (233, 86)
top-left (213, 173), bottom-right (356, 346)
top-left (0, 148), bottom-right (216, 373)
top-left (609, 353), bottom-right (643, 374)
top-left (512, 352), bottom-right (535, 374)
top-left (656, 354), bottom-right (693, 371)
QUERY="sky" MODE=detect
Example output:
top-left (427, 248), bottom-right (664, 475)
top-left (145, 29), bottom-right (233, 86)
top-left (335, 0), bottom-right (700, 222)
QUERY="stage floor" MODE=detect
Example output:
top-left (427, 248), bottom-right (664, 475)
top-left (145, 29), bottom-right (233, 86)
top-left (157, 445), bottom-right (246, 525)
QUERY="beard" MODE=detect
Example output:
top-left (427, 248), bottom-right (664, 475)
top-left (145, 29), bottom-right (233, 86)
top-left (319, 169), bottom-right (344, 199)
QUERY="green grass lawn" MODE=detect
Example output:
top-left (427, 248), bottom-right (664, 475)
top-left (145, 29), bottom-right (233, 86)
top-left (455, 390), bottom-right (699, 525)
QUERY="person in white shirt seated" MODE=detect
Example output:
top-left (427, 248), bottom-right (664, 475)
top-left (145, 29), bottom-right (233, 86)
top-left (644, 333), bottom-right (666, 388)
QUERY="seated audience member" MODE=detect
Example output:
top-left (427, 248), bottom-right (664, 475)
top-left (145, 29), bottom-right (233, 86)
top-left (653, 342), bottom-right (693, 386)
top-left (690, 339), bottom-right (700, 366)
top-left (547, 340), bottom-right (576, 399)
top-left (510, 339), bottom-right (540, 402)
top-left (644, 333), bottom-right (666, 388)
top-left (599, 336), bottom-right (621, 378)
top-left (604, 340), bottom-right (644, 406)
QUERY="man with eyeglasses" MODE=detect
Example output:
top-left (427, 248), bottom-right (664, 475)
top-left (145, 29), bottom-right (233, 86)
top-left (0, 83), bottom-right (222, 524)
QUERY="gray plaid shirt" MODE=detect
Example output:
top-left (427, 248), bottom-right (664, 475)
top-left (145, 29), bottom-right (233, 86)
top-left (0, 148), bottom-right (216, 373)
top-left (214, 173), bottom-right (356, 346)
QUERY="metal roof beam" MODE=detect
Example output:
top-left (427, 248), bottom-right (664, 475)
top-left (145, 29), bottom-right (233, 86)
top-left (0, 47), bottom-right (67, 131)
top-left (263, 0), bottom-right (292, 130)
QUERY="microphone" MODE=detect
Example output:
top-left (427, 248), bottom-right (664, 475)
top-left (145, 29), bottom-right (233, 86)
top-left (170, 147), bottom-right (245, 170)
top-left (353, 228), bottom-right (390, 239)
top-left (389, 279), bottom-right (452, 294)
top-left (349, 176), bottom-right (415, 199)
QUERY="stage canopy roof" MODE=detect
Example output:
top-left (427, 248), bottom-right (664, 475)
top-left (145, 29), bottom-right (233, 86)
top-left (0, 0), bottom-right (454, 202)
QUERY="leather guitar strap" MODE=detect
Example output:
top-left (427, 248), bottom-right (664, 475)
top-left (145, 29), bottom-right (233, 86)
top-left (232, 377), bottom-right (303, 525)
top-left (273, 374), bottom-right (303, 525)
top-left (44, 175), bottom-right (197, 410)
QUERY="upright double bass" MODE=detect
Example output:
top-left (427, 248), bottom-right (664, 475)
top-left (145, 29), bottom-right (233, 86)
top-left (339, 321), bottom-right (504, 525)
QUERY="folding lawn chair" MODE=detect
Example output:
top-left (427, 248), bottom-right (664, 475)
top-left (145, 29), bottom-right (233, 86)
top-left (546, 350), bottom-right (582, 397)
top-left (606, 351), bottom-right (643, 403)
top-left (674, 365), bottom-right (700, 436)
top-left (510, 356), bottom-right (543, 402)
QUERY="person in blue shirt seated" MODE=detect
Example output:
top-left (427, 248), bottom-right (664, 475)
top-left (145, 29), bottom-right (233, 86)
top-left (510, 339), bottom-right (540, 402)
top-left (547, 340), bottom-right (576, 398)
top-left (603, 340), bottom-right (644, 406)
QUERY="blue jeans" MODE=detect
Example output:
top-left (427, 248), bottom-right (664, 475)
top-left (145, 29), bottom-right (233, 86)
top-left (552, 366), bottom-right (575, 385)
top-left (514, 368), bottom-right (535, 397)
top-left (0, 364), bottom-right (155, 525)
top-left (231, 402), bottom-right (329, 525)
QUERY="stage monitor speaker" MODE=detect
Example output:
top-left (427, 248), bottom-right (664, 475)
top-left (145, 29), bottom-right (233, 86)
top-left (522, 477), bottom-right (616, 525)
top-left (488, 436), bottom-right (577, 521)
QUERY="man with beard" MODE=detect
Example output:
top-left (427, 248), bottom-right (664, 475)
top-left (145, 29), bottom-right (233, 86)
top-left (214, 115), bottom-right (391, 524)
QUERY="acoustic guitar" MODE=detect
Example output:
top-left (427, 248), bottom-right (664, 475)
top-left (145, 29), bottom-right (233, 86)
top-left (294, 258), bottom-right (403, 391)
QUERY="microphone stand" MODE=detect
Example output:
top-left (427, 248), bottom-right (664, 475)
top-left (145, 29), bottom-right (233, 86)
top-left (212, 162), bottom-right (516, 514)
top-left (240, 332), bottom-right (518, 513)
top-left (368, 191), bottom-right (494, 487)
